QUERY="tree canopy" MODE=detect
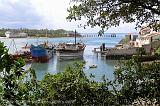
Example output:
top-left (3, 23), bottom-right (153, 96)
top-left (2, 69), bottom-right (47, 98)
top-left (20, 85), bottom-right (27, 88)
top-left (67, 0), bottom-right (160, 32)
top-left (0, 41), bottom-right (160, 105)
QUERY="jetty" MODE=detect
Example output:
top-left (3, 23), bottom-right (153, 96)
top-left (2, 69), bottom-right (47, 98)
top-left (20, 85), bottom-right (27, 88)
top-left (80, 33), bottom-right (116, 37)
top-left (94, 41), bottom-right (160, 59)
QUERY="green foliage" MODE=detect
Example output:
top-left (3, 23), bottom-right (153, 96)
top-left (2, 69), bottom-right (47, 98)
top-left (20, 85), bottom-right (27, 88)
top-left (0, 42), bottom-right (39, 106)
top-left (40, 62), bottom-right (114, 105)
top-left (120, 36), bottom-right (130, 44)
top-left (0, 28), bottom-right (79, 37)
top-left (67, 0), bottom-right (160, 32)
top-left (155, 47), bottom-right (160, 55)
top-left (136, 47), bottom-right (146, 57)
top-left (114, 56), bottom-right (160, 105)
top-left (0, 41), bottom-right (160, 105)
top-left (0, 42), bottom-right (114, 105)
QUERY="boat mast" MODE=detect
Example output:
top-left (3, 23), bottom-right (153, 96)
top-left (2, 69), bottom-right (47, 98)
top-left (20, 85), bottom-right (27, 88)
top-left (75, 30), bottom-right (76, 45)
top-left (46, 28), bottom-right (48, 43)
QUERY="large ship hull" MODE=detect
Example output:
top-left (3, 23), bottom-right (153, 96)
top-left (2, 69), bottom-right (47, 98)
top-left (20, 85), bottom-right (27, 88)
top-left (56, 49), bottom-right (84, 60)
top-left (30, 45), bottom-right (54, 62)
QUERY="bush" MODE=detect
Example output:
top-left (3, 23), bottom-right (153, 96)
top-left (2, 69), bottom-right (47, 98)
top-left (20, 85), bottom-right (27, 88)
top-left (0, 41), bottom-right (160, 106)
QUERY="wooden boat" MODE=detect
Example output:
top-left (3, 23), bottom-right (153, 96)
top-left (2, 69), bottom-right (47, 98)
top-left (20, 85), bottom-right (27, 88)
top-left (56, 30), bottom-right (86, 60)
top-left (56, 42), bottom-right (86, 59)
top-left (89, 64), bottom-right (97, 68)
top-left (11, 51), bottom-right (32, 63)
top-left (22, 43), bottom-right (31, 49)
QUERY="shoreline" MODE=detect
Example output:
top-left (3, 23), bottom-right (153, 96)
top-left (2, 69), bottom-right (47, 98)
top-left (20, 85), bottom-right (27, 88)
top-left (0, 36), bottom-right (82, 39)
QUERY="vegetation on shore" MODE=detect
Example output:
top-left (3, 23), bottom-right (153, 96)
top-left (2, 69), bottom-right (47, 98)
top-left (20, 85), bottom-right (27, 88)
top-left (0, 41), bottom-right (159, 105)
top-left (118, 35), bottom-right (130, 45)
top-left (0, 28), bottom-right (81, 37)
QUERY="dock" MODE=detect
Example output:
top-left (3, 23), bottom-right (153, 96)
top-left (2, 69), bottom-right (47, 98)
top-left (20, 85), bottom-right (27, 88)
top-left (93, 47), bottom-right (136, 59)
top-left (93, 41), bottom-right (160, 60)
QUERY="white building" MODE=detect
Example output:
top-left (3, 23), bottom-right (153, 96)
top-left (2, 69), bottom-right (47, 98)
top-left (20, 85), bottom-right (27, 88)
top-left (5, 30), bottom-right (28, 38)
top-left (129, 27), bottom-right (160, 47)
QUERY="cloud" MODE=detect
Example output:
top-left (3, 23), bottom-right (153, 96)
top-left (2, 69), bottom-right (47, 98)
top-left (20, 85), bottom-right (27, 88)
top-left (0, 0), bottom-right (137, 33)
top-left (0, 0), bottom-right (44, 28)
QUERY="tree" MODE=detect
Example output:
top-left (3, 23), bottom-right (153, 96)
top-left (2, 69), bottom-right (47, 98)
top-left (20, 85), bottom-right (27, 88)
top-left (114, 56), bottom-right (160, 105)
top-left (155, 46), bottom-right (160, 55)
top-left (67, 0), bottom-right (160, 32)
top-left (0, 41), bottom-right (160, 105)
top-left (40, 62), bottom-right (115, 105)
top-left (136, 47), bottom-right (146, 57)
top-left (0, 42), bottom-right (39, 106)
top-left (0, 42), bottom-right (115, 105)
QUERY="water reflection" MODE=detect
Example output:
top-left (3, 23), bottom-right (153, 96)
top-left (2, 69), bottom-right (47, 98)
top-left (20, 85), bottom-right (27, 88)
top-left (56, 58), bottom-right (85, 73)
top-left (0, 36), bottom-right (124, 81)
top-left (31, 62), bottom-right (49, 80)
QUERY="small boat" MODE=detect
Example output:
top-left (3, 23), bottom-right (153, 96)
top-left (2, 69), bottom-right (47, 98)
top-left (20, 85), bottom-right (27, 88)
top-left (89, 64), bottom-right (97, 68)
top-left (22, 43), bottom-right (31, 49)
top-left (11, 51), bottom-right (32, 63)
top-left (30, 42), bottom-right (54, 62)
top-left (114, 64), bottom-right (120, 70)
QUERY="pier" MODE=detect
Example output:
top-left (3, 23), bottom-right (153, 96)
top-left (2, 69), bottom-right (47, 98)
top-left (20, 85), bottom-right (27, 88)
top-left (80, 34), bottom-right (116, 37)
top-left (93, 46), bottom-right (137, 59)
top-left (93, 41), bottom-right (160, 60)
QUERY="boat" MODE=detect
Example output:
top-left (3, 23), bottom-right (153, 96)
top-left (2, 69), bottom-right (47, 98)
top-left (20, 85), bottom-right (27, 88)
top-left (114, 64), bottom-right (120, 70)
top-left (30, 42), bottom-right (54, 62)
top-left (56, 42), bottom-right (86, 59)
top-left (22, 43), bottom-right (31, 49)
top-left (89, 64), bottom-right (97, 68)
top-left (56, 30), bottom-right (86, 60)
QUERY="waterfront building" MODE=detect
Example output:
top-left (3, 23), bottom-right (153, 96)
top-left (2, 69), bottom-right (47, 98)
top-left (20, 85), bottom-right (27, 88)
top-left (5, 30), bottom-right (28, 38)
top-left (129, 27), bottom-right (160, 47)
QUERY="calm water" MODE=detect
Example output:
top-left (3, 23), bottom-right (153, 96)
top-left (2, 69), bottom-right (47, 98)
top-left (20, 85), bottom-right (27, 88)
top-left (0, 33), bottom-right (125, 81)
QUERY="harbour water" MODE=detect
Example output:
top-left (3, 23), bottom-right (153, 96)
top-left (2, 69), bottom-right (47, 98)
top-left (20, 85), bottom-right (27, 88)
top-left (0, 33), bottom-right (126, 81)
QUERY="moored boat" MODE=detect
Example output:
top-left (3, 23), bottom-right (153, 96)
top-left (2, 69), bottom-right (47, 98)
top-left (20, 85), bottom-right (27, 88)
top-left (89, 64), bottom-right (97, 68)
top-left (56, 30), bottom-right (86, 60)
top-left (56, 42), bottom-right (86, 60)
top-left (30, 43), bottom-right (54, 62)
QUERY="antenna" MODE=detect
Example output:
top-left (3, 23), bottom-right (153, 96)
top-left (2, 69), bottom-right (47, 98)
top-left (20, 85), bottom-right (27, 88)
top-left (75, 29), bottom-right (76, 45)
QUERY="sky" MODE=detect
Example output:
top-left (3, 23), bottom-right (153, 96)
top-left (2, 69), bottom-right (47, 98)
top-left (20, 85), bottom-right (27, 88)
top-left (0, 0), bottom-right (137, 33)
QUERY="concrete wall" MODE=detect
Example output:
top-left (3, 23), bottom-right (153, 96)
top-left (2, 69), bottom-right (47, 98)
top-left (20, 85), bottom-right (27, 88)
top-left (105, 47), bottom-right (138, 56)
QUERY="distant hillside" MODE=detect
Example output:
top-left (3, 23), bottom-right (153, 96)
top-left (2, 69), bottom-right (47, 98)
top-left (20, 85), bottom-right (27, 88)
top-left (0, 28), bottom-right (81, 37)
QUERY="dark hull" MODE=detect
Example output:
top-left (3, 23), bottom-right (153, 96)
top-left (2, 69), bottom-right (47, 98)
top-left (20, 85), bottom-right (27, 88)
top-left (32, 56), bottom-right (49, 63)
top-left (56, 49), bottom-right (84, 53)
top-left (56, 49), bottom-right (84, 60)
top-left (30, 45), bottom-right (54, 62)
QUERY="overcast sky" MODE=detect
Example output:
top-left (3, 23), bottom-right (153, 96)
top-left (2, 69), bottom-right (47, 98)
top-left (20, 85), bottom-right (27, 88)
top-left (0, 0), bottom-right (137, 33)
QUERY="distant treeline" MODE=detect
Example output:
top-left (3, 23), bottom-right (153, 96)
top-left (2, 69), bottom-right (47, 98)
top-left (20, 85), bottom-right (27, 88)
top-left (0, 28), bottom-right (81, 37)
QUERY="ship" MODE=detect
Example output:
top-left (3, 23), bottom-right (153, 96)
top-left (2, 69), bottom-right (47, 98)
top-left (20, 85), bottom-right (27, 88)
top-left (30, 42), bottom-right (54, 62)
top-left (56, 30), bottom-right (86, 60)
